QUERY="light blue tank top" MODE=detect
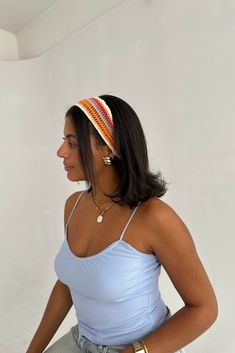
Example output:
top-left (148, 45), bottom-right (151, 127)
top-left (54, 190), bottom-right (167, 345)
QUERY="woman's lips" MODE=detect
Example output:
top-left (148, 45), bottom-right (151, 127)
top-left (64, 166), bottom-right (73, 171)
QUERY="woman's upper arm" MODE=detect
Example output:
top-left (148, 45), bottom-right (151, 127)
top-left (147, 199), bottom-right (217, 310)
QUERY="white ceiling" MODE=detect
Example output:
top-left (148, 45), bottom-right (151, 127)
top-left (0, 0), bottom-right (59, 33)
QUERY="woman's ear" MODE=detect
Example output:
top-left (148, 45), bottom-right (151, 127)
top-left (102, 144), bottom-right (113, 157)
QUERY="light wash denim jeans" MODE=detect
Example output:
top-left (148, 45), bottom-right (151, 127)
top-left (44, 324), bottom-right (127, 353)
top-left (44, 309), bottom-right (185, 353)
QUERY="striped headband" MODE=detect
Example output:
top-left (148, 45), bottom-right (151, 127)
top-left (75, 97), bottom-right (118, 157)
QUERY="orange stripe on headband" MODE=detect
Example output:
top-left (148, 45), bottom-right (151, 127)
top-left (75, 97), bottom-right (118, 157)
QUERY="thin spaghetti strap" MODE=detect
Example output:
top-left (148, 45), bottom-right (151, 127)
top-left (119, 203), bottom-right (141, 241)
top-left (65, 190), bottom-right (86, 230)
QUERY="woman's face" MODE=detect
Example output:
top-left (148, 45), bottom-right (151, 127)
top-left (57, 117), bottom-right (84, 181)
top-left (57, 117), bottom-right (109, 182)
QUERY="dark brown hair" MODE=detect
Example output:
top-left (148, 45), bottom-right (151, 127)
top-left (65, 94), bottom-right (167, 208)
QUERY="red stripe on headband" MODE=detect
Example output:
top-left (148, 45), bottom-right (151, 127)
top-left (92, 97), bottom-right (114, 128)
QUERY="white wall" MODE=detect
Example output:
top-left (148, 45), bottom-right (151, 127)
top-left (17, 0), bottom-right (124, 59)
top-left (0, 0), bottom-right (234, 352)
top-left (0, 28), bottom-right (19, 60)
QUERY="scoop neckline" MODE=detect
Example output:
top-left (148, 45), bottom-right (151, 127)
top-left (64, 227), bottom-right (153, 261)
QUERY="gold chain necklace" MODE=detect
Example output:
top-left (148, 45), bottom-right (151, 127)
top-left (91, 196), bottom-right (114, 223)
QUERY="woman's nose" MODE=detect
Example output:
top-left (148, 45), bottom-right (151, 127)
top-left (57, 143), bottom-right (68, 158)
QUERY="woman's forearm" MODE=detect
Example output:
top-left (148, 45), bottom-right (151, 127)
top-left (122, 303), bottom-right (218, 353)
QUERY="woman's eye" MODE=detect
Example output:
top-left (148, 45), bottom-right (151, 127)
top-left (62, 137), bottom-right (78, 149)
top-left (68, 142), bottom-right (78, 148)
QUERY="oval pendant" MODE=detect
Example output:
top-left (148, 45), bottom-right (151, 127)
top-left (97, 215), bottom-right (103, 223)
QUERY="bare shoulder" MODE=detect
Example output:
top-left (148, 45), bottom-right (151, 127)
top-left (141, 197), bottom-right (195, 259)
top-left (142, 196), bottom-right (188, 230)
top-left (64, 191), bottom-right (83, 226)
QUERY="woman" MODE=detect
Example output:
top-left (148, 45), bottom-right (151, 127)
top-left (26, 95), bottom-right (218, 353)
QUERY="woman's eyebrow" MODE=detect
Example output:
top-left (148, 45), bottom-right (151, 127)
top-left (64, 133), bottom-right (77, 139)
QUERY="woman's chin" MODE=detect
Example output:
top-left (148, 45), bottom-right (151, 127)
top-left (66, 173), bottom-right (85, 182)
top-left (67, 175), bottom-right (78, 182)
